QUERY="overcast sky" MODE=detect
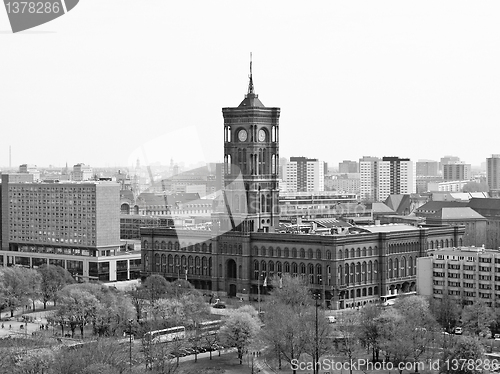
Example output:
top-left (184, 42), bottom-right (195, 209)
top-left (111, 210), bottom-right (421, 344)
top-left (1, 1), bottom-right (499, 170)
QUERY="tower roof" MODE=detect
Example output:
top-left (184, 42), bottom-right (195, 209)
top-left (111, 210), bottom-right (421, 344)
top-left (238, 53), bottom-right (265, 108)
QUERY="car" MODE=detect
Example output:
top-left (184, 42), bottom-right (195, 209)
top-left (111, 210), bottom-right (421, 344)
top-left (494, 334), bottom-right (500, 341)
top-left (327, 316), bottom-right (337, 324)
top-left (212, 303), bottom-right (226, 309)
top-left (454, 327), bottom-right (463, 335)
top-left (441, 331), bottom-right (450, 336)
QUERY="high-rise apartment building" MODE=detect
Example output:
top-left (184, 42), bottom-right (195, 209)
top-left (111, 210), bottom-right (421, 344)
top-left (0, 175), bottom-right (140, 281)
top-left (73, 163), bottom-right (93, 181)
top-left (439, 156), bottom-right (460, 173)
top-left (487, 155), bottom-right (500, 194)
top-left (416, 160), bottom-right (438, 176)
top-left (283, 157), bottom-right (324, 193)
top-left (359, 156), bottom-right (416, 201)
top-left (443, 162), bottom-right (471, 181)
top-left (338, 160), bottom-right (358, 174)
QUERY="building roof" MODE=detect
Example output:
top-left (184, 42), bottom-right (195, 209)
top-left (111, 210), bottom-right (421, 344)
top-left (361, 224), bottom-right (420, 233)
top-left (370, 202), bottom-right (395, 214)
top-left (384, 194), bottom-right (412, 215)
top-left (416, 201), bottom-right (468, 214)
top-left (238, 93), bottom-right (265, 108)
top-left (468, 197), bottom-right (500, 211)
top-left (137, 192), bottom-right (202, 206)
top-left (311, 218), bottom-right (352, 228)
top-left (428, 207), bottom-right (485, 221)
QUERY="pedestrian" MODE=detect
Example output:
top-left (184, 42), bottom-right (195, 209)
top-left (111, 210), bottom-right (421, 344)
top-left (9, 324), bottom-right (11, 330)
top-left (1, 323), bottom-right (3, 329)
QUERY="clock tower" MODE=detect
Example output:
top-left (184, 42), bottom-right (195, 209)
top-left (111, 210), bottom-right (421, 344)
top-left (220, 59), bottom-right (280, 233)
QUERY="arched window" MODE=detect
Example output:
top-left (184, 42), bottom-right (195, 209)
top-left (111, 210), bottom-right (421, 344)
top-left (143, 240), bottom-right (149, 250)
top-left (268, 261), bottom-right (275, 276)
top-left (350, 263), bottom-right (355, 283)
top-left (316, 264), bottom-right (322, 284)
top-left (254, 260), bottom-right (259, 280)
top-left (402, 256), bottom-right (407, 277)
top-left (284, 262), bottom-right (290, 273)
top-left (284, 247), bottom-right (289, 257)
top-left (300, 248), bottom-right (306, 258)
top-left (374, 260), bottom-right (379, 281)
top-left (277, 247), bottom-right (282, 257)
top-left (362, 247), bottom-right (366, 257)
top-left (344, 264), bottom-right (349, 285)
top-left (154, 253), bottom-right (160, 272)
top-left (356, 262), bottom-right (361, 283)
top-left (368, 261), bottom-right (373, 282)
top-left (253, 246), bottom-right (259, 256)
top-left (362, 262), bottom-right (367, 282)
top-left (345, 249), bottom-right (349, 259)
top-left (161, 254), bottom-right (167, 273)
top-left (389, 259), bottom-right (393, 278)
top-left (300, 263), bottom-right (306, 278)
top-left (269, 247), bottom-right (274, 257)
top-left (168, 242), bottom-right (173, 250)
top-left (308, 263), bottom-right (314, 284)
top-left (356, 248), bottom-right (361, 257)
top-left (292, 248), bottom-right (297, 258)
top-left (292, 262), bottom-right (298, 275)
top-left (394, 258), bottom-right (399, 278)
top-left (261, 260), bottom-right (267, 273)
top-left (350, 248), bottom-right (355, 258)
top-left (308, 249), bottom-right (313, 259)
top-left (277, 261), bottom-right (282, 274)
top-left (161, 241), bottom-right (167, 250)
top-left (261, 247), bottom-right (266, 257)
top-left (175, 242), bottom-right (180, 251)
top-left (195, 256), bottom-right (200, 275)
top-left (154, 241), bottom-right (160, 250)
top-left (316, 249), bottom-right (322, 260)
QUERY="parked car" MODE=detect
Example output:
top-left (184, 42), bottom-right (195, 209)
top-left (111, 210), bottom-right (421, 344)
top-left (454, 327), bottom-right (463, 335)
top-left (494, 333), bottom-right (500, 340)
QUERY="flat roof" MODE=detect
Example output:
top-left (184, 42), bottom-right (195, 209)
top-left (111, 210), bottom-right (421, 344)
top-left (361, 224), bottom-right (420, 233)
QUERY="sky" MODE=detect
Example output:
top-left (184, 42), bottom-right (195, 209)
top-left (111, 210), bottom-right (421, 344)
top-left (1, 1), bottom-right (500, 170)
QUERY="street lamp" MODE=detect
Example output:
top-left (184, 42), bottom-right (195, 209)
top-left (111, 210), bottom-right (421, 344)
top-left (312, 292), bottom-right (321, 374)
top-left (128, 319), bottom-right (133, 372)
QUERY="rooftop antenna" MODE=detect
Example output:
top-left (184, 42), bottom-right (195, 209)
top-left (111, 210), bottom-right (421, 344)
top-left (248, 52), bottom-right (254, 94)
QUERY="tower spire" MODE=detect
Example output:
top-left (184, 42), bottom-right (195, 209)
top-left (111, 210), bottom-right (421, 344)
top-left (247, 52), bottom-right (254, 94)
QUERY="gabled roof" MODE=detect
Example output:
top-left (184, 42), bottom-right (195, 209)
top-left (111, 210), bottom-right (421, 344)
top-left (468, 198), bottom-right (500, 211)
top-left (371, 202), bottom-right (395, 214)
top-left (428, 207), bottom-right (485, 221)
top-left (416, 201), bottom-right (468, 214)
top-left (384, 194), bottom-right (412, 215)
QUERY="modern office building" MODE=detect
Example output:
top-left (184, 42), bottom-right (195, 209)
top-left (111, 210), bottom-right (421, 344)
top-left (417, 246), bottom-right (500, 307)
top-left (0, 175), bottom-right (140, 282)
top-left (359, 156), bottom-right (416, 201)
top-left (72, 163), bottom-right (93, 181)
top-left (283, 157), bottom-right (325, 193)
top-left (487, 154), bottom-right (500, 195)
top-left (19, 164), bottom-right (40, 181)
top-left (443, 162), bottom-right (471, 181)
top-left (141, 66), bottom-right (464, 309)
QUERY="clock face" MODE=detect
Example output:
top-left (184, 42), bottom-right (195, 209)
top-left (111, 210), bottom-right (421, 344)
top-left (258, 129), bottom-right (266, 142)
top-left (238, 129), bottom-right (248, 142)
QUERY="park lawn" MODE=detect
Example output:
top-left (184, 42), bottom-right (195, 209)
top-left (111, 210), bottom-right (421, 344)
top-left (179, 353), bottom-right (252, 374)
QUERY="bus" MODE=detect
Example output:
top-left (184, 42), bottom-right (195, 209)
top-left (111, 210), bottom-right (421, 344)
top-left (144, 326), bottom-right (186, 344)
top-left (380, 291), bottom-right (416, 306)
top-left (197, 320), bottom-right (222, 337)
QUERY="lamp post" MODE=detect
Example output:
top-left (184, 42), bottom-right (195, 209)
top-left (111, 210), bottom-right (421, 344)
top-left (128, 319), bottom-right (133, 372)
top-left (312, 292), bottom-right (321, 374)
